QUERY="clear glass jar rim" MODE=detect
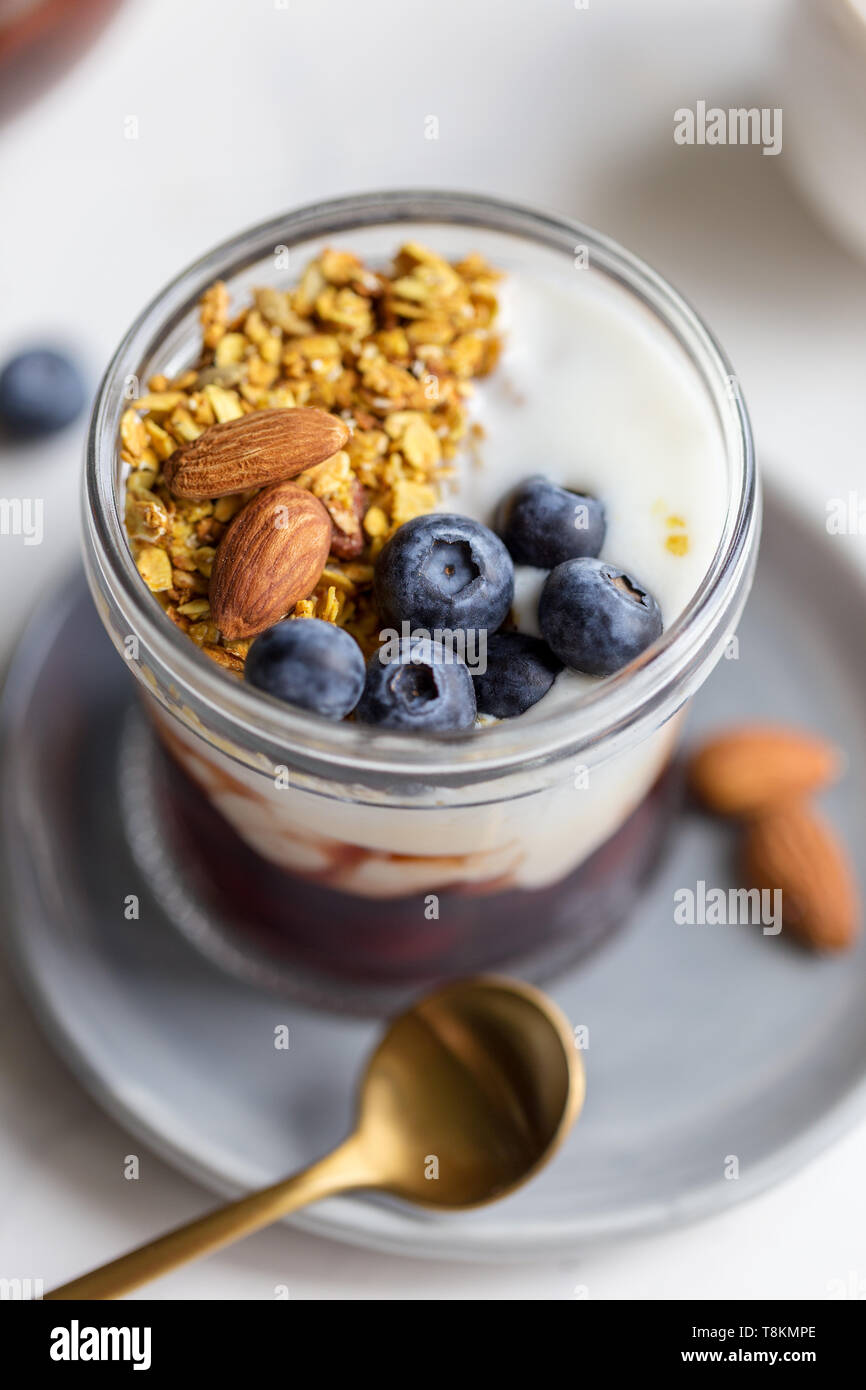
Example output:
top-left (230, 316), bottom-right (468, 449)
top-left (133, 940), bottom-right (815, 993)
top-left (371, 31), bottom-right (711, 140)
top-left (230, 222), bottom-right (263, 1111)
top-left (85, 189), bottom-right (758, 779)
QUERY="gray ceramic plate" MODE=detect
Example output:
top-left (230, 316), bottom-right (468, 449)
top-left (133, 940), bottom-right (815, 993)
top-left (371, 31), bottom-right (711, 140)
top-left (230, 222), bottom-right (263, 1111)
top-left (2, 485), bottom-right (866, 1261)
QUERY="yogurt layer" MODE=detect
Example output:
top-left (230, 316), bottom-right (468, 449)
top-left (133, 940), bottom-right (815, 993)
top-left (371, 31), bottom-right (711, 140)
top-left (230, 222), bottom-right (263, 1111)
top-left (438, 267), bottom-right (728, 717)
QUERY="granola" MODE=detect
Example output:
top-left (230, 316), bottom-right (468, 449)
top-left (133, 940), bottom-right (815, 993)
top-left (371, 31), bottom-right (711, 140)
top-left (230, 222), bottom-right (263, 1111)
top-left (122, 243), bottom-right (502, 668)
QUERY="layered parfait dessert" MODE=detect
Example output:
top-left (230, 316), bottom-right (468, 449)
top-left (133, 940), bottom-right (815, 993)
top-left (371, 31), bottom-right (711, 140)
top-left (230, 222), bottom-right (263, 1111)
top-left (91, 198), bottom-right (755, 999)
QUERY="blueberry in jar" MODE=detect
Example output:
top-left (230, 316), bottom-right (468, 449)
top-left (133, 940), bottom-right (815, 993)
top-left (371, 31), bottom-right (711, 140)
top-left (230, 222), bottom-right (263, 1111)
top-left (244, 618), bottom-right (365, 720)
top-left (495, 475), bottom-right (606, 569)
top-left (374, 514), bottom-right (514, 637)
top-left (355, 636), bottom-right (477, 733)
top-left (472, 631), bottom-right (563, 718)
top-left (539, 557), bottom-right (663, 677)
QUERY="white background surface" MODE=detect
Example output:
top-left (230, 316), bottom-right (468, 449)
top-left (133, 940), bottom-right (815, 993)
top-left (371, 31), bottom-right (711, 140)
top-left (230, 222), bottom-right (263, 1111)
top-left (2, 0), bottom-right (865, 1299)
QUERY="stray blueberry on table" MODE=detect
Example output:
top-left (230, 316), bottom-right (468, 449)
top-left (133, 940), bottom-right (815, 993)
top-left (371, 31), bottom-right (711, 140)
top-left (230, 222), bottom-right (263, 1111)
top-left (374, 513), bottom-right (514, 636)
top-left (539, 557), bottom-right (663, 676)
top-left (355, 637), bottom-right (477, 732)
top-left (244, 618), bottom-right (365, 720)
top-left (496, 475), bottom-right (606, 568)
top-left (473, 631), bottom-right (563, 718)
top-left (0, 348), bottom-right (86, 438)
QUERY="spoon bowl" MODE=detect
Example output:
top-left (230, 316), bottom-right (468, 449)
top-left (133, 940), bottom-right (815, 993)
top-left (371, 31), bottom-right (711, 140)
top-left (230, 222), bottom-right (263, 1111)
top-left (356, 977), bottom-right (584, 1208)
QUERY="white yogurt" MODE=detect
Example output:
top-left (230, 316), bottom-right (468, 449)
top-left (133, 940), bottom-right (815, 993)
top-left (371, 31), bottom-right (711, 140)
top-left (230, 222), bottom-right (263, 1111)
top-left (438, 269), bottom-right (728, 717)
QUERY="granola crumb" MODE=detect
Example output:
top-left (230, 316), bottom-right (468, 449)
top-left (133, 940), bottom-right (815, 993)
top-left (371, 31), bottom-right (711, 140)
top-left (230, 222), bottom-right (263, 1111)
top-left (123, 243), bottom-right (502, 663)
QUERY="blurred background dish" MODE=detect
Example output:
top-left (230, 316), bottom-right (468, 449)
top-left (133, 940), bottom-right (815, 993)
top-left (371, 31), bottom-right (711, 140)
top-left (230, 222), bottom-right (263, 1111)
top-left (781, 0), bottom-right (866, 261)
top-left (0, 0), bottom-right (122, 120)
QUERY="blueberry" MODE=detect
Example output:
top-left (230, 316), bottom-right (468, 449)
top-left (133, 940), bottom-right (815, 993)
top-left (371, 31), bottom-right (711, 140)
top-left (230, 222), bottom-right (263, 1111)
top-left (355, 637), bottom-right (476, 733)
top-left (0, 348), bottom-right (86, 438)
top-left (245, 618), bottom-right (365, 719)
top-left (539, 557), bottom-right (663, 676)
top-left (374, 514), bottom-right (514, 637)
top-left (473, 631), bottom-right (563, 718)
top-left (496, 475), bottom-right (605, 568)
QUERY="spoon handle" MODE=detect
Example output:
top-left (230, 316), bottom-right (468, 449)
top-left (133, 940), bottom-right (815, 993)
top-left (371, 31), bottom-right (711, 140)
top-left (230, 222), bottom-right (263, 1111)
top-left (45, 1134), bottom-right (373, 1301)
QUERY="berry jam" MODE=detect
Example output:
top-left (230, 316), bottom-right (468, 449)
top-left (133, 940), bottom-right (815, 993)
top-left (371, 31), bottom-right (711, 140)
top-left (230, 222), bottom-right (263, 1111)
top-left (155, 733), bottom-right (682, 998)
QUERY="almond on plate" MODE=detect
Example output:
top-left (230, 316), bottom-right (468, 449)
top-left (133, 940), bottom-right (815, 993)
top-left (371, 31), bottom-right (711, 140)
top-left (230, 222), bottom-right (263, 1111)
top-left (687, 725), bottom-right (840, 817)
top-left (163, 407), bottom-right (349, 499)
top-left (742, 802), bottom-right (860, 951)
top-left (209, 481), bottom-right (331, 640)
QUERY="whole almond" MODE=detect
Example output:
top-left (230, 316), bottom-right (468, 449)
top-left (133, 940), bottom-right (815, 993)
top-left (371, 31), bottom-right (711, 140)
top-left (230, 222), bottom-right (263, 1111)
top-left (209, 481), bottom-right (331, 639)
top-left (742, 803), bottom-right (859, 950)
top-left (687, 725), bottom-right (839, 817)
top-left (164, 407), bottom-right (349, 499)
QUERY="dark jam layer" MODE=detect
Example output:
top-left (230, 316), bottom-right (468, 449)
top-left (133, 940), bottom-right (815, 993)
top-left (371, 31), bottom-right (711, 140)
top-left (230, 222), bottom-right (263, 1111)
top-left (157, 735), bottom-right (682, 994)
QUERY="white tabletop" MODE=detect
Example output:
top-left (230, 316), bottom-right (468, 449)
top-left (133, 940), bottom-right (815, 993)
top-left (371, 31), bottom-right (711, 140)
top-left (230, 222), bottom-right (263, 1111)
top-left (2, 0), bottom-right (865, 1299)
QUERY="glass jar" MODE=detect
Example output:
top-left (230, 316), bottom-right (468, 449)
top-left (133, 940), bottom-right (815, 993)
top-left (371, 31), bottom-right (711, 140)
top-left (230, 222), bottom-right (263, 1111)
top-left (83, 191), bottom-right (759, 1010)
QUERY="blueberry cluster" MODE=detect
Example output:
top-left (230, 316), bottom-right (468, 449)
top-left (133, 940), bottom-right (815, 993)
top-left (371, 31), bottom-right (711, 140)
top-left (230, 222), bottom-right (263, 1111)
top-left (496, 475), bottom-right (662, 679)
top-left (243, 477), bottom-right (662, 734)
top-left (247, 513), bottom-right (513, 733)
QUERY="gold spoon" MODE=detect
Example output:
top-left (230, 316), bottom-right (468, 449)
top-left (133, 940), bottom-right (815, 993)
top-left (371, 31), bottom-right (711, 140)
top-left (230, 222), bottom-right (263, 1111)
top-left (46, 976), bottom-right (584, 1300)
